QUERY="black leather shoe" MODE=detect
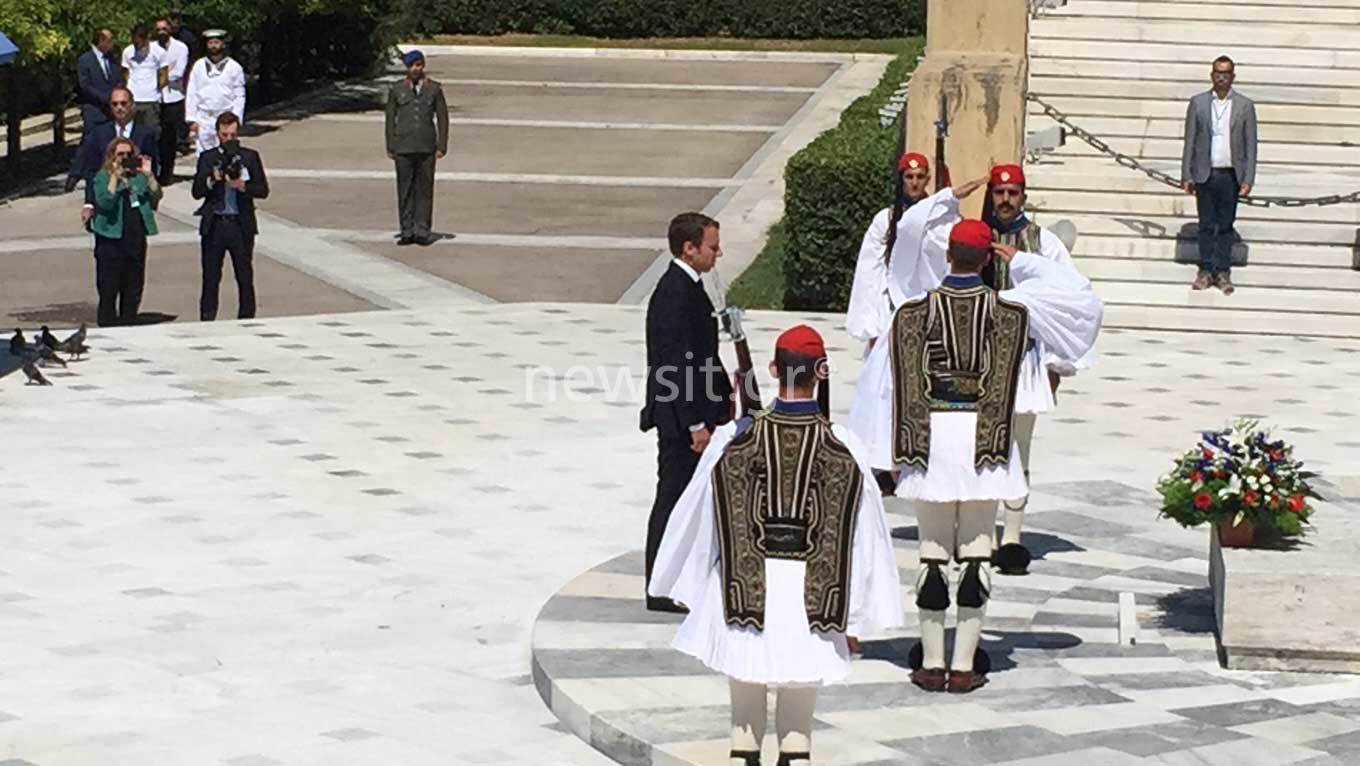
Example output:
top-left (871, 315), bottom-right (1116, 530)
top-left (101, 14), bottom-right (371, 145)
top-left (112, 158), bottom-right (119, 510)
top-left (645, 597), bottom-right (689, 614)
top-left (397, 236), bottom-right (416, 246)
top-left (414, 234), bottom-right (437, 247)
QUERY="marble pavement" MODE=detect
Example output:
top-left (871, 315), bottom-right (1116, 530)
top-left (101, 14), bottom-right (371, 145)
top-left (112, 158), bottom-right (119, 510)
top-left (1, 303), bottom-right (1358, 765)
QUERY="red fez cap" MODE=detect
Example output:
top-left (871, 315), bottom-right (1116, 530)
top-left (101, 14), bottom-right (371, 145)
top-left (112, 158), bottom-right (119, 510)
top-left (949, 219), bottom-right (994, 250)
top-left (990, 164), bottom-right (1025, 188)
top-left (775, 325), bottom-right (825, 358)
top-left (899, 152), bottom-right (930, 173)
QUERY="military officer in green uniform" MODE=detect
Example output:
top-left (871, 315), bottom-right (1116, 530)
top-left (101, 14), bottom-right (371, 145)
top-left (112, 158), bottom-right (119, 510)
top-left (385, 49), bottom-right (449, 246)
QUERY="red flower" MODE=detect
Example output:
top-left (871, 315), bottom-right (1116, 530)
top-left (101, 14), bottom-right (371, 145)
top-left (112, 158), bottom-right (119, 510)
top-left (1201, 446), bottom-right (1215, 459)
top-left (1270, 450), bottom-right (1284, 462)
top-left (1189, 471), bottom-right (1204, 483)
top-left (1216, 469), bottom-right (1227, 479)
top-left (1193, 493), bottom-right (1213, 511)
top-left (1268, 495), bottom-right (1279, 508)
top-left (1288, 495), bottom-right (1305, 514)
top-left (1243, 490), bottom-right (1260, 506)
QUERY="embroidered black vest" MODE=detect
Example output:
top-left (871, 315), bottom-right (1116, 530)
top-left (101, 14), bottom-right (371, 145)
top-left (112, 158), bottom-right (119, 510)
top-left (712, 410), bottom-right (863, 632)
top-left (983, 220), bottom-right (1044, 290)
top-left (888, 283), bottom-right (1029, 469)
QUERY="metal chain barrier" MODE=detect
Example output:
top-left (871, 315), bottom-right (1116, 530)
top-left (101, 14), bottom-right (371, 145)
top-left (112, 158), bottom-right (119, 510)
top-left (1027, 93), bottom-right (1360, 208)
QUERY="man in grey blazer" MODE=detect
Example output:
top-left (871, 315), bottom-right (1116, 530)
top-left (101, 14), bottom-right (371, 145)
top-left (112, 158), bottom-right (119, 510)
top-left (385, 49), bottom-right (449, 247)
top-left (1181, 55), bottom-right (1258, 295)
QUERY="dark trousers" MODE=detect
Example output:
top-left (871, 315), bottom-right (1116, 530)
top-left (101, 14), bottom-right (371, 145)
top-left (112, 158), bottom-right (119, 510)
top-left (394, 152), bottom-right (435, 238)
top-left (645, 435), bottom-right (703, 609)
top-left (93, 235), bottom-right (147, 327)
top-left (157, 100), bottom-right (185, 184)
top-left (200, 217), bottom-right (256, 321)
top-left (1196, 168), bottom-right (1239, 274)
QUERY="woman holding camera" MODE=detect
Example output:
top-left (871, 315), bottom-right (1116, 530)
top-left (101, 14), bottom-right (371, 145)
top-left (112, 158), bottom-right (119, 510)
top-left (91, 137), bottom-right (161, 327)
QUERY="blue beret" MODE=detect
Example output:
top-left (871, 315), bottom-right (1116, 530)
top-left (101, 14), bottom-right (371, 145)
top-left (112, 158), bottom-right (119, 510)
top-left (401, 50), bottom-right (424, 66)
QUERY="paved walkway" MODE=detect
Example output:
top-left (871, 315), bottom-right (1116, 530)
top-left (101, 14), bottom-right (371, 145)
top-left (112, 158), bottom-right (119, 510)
top-left (0, 303), bottom-right (1356, 764)
top-left (0, 48), bottom-right (890, 325)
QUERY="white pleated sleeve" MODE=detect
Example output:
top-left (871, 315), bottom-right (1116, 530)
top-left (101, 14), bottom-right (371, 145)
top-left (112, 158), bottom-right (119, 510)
top-left (1001, 251), bottom-right (1104, 367)
top-left (887, 188), bottom-right (959, 308)
top-left (846, 208), bottom-right (893, 343)
top-left (834, 425), bottom-right (906, 637)
top-left (647, 423), bottom-right (739, 606)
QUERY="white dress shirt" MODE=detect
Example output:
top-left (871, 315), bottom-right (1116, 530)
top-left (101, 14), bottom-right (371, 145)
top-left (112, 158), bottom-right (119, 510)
top-left (156, 38), bottom-right (190, 104)
top-left (92, 46), bottom-right (110, 79)
top-left (1210, 92), bottom-right (1233, 169)
top-left (122, 44), bottom-right (166, 103)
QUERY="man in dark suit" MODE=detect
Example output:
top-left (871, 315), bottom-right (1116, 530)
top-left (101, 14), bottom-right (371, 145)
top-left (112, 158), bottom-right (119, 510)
top-left (384, 49), bottom-right (449, 246)
top-left (73, 87), bottom-right (161, 225)
top-left (66, 29), bottom-right (118, 192)
top-left (191, 112), bottom-right (269, 321)
top-left (640, 212), bottom-right (733, 612)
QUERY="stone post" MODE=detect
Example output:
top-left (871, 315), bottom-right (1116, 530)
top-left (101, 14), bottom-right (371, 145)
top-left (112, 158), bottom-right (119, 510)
top-left (908, 0), bottom-right (1030, 218)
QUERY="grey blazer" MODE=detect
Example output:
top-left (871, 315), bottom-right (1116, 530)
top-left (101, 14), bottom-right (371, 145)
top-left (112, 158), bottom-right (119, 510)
top-left (1182, 90), bottom-right (1258, 187)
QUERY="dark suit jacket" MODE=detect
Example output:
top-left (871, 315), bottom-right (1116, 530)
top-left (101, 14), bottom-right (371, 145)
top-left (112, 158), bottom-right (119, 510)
top-left (75, 48), bottom-right (118, 128)
top-left (191, 146), bottom-right (270, 236)
top-left (76, 121), bottom-right (161, 204)
top-left (640, 262), bottom-right (733, 440)
top-left (385, 78), bottom-right (449, 156)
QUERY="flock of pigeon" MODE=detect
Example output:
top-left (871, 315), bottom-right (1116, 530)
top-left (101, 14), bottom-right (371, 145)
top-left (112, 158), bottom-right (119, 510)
top-left (2, 325), bottom-right (90, 386)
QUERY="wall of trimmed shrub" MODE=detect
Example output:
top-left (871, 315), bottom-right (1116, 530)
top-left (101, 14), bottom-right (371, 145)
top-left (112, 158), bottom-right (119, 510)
top-left (409, 0), bottom-right (924, 39)
top-left (783, 51), bottom-right (916, 311)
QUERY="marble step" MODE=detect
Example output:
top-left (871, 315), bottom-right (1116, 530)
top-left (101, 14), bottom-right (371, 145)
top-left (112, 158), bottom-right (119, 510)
top-left (1078, 258), bottom-right (1360, 289)
top-left (1026, 111), bottom-right (1360, 146)
top-left (1028, 162), bottom-right (1360, 193)
top-left (1025, 95), bottom-right (1360, 126)
top-left (1032, 76), bottom-right (1360, 109)
top-left (1031, 59), bottom-right (1360, 91)
top-left (1031, 38), bottom-right (1360, 71)
top-left (1033, 17), bottom-right (1360, 51)
top-left (1096, 280), bottom-right (1360, 315)
top-left (1049, 0), bottom-right (1360, 24)
top-left (1052, 137), bottom-right (1360, 169)
top-left (1101, 303), bottom-right (1360, 337)
top-left (1066, 235), bottom-right (1356, 269)
top-left (1049, 213), bottom-right (1359, 246)
top-left (1030, 189), bottom-right (1360, 226)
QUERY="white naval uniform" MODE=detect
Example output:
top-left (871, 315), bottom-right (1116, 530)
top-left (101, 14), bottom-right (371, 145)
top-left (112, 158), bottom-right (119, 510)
top-left (186, 56), bottom-right (246, 153)
top-left (648, 414), bottom-right (903, 686)
top-left (847, 250), bottom-right (1104, 487)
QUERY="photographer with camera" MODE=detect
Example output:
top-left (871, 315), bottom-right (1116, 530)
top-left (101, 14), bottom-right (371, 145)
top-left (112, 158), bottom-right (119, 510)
top-left (192, 111), bottom-right (269, 321)
top-left (90, 138), bottom-right (163, 327)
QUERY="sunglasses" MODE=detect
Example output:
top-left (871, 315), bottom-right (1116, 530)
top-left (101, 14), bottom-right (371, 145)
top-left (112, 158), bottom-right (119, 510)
top-left (1212, 71), bottom-right (1235, 78)
top-left (111, 100), bottom-right (132, 106)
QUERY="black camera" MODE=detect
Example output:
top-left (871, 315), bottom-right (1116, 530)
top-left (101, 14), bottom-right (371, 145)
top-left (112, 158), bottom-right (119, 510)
top-left (215, 151), bottom-right (244, 180)
top-left (120, 154), bottom-right (142, 173)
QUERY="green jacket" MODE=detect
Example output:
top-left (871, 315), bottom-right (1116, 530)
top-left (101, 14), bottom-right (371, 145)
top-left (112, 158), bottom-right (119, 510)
top-left (385, 78), bottom-right (449, 156)
top-left (91, 169), bottom-right (161, 239)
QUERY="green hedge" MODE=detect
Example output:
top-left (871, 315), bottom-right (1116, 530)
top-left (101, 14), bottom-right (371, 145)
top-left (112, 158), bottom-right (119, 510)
top-left (783, 48), bottom-right (919, 311)
top-left (410, 0), bottom-right (924, 39)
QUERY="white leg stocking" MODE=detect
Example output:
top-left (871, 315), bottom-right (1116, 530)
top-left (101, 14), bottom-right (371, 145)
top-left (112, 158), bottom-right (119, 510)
top-left (953, 501), bottom-right (998, 671)
top-left (775, 686), bottom-right (817, 761)
top-left (915, 501), bottom-right (956, 670)
top-left (1001, 413), bottom-right (1038, 547)
top-left (729, 679), bottom-right (767, 762)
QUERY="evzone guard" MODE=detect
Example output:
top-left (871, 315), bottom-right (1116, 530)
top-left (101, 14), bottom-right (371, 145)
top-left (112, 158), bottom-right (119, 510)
top-left (848, 217), bottom-right (1102, 692)
top-left (650, 326), bottom-right (902, 766)
top-left (980, 164), bottom-right (1100, 575)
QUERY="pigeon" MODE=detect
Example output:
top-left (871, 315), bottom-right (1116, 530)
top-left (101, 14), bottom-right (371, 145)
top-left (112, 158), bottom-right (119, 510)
top-left (8, 329), bottom-right (24, 355)
top-left (39, 326), bottom-right (60, 351)
top-left (32, 343), bottom-right (67, 368)
top-left (58, 323), bottom-right (89, 360)
top-left (22, 358), bottom-right (52, 386)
